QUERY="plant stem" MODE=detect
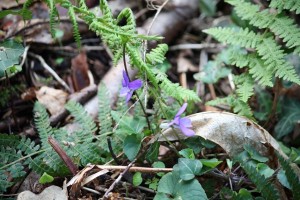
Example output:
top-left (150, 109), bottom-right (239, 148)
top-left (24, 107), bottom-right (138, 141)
top-left (122, 44), bottom-right (152, 133)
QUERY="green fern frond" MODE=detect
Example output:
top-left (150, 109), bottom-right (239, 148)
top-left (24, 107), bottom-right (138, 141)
top-left (113, 48), bottom-right (123, 65)
top-left (117, 8), bottom-right (136, 34)
top-left (33, 102), bottom-right (53, 148)
top-left (154, 69), bottom-right (200, 102)
top-left (98, 83), bottom-right (113, 135)
top-left (234, 74), bottom-right (254, 102)
top-left (22, 0), bottom-right (34, 14)
top-left (99, 0), bottom-right (115, 24)
top-left (203, 27), bottom-right (260, 49)
top-left (70, 143), bottom-right (101, 165)
top-left (68, 6), bottom-right (81, 48)
top-left (242, 163), bottom-right (279, 199)
top-left (269, 0), bottom-right (300, 14)
top-left (65, 101), bottom-right (97, 136)
top-left (204, 27), bottom-right (300, 84)
top-left (226, 0), bottom-right (300, 52)
top-left (45, 0), bottom-right (59, 38)
top-left (231, 52), bottom-right (274, 87)
top-left (146, 44), bottom-right (168, 65)
top-left (78, 0), bottom-right (88, 10)
top-left (126, 43), bottom-right (159, 89)
top-left (277, 152), bottom-right (300, 199)
top-left (207, 95), bottom-right (253, 118)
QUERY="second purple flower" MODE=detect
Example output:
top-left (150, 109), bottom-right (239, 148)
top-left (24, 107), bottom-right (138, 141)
top-left (167, 103), bottom-right (195, 137)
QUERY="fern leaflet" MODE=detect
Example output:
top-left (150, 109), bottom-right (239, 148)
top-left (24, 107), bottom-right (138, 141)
top-left (277, 152), bottom-right (300, 199)
top-left (269, 0), bottom-right (300, 14)
top-left (226, 0), bottom-right (300, 54)
top-left (98, 83), bottom-right (113, 135)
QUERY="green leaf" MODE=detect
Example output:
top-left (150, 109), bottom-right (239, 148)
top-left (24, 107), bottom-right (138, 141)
top-left (145, 141), bottom-right (160, 163)
top-left (289, 147), bottom-right (300, 164)
top-left (256, 163), bottom-right (274, 178)
top-left (184, 137), bottom-right (203, 154)
top-left (123, 134), bottom-right (141, 161)
top-left (275, 98), bottom-right (300, 139)
top-left (193, 61), bottom-right (231, 84)
top-left (39, 172), bottom-right (54, 184)
top-left (133, 172), bottom-right (143, 186)
top-left (0, 9), bottom-right (32, 20)
top-left (153, 161), bottom-right (166, 177)
top-left (0, 40), bottom-right (24, 78)
top-left (179, 148), bottom-right (195, 159)
top-left (115, 115), bottom-right (147, 135)
top-left (173, 158), bottom-right (202, 181)
top-left (277, 169), bottom-right (291, 189)
top-left (244, 144), bottom-right (268, 162)
top-left (199, 0), bottom-right (217, 17)
top-left (200, 158), bottom-right (222, 168)
top-left (155, 172), bottom-right (208, 200)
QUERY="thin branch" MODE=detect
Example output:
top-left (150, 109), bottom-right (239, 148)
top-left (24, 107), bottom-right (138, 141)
top-left (103, 158), bottom-right (137, 198)
top-left (96, 165), bottom-right (172, 173)
top-left (169, 43), bottom-right (224, 51)
top-left (48, 136), bottom-right (78, 175)
top-left (28, 52), bottom-right (71, 92)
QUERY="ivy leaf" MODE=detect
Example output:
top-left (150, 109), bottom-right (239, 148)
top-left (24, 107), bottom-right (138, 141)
top-left (173, 158), bottom-right (202, 181)
top-left (155, 172), bottom-right (208, 200)
top-left (244, 144), bottom-right (268, 163)
top-left (199, 0), bottom-right (217, 17)
top-left (179, 148), bottom-right (195, 159)
top-left (256, 163), bottom-right (274, 178)
top-left (0, 40), bottom-right (24, 78)
top-left (277, 169), bottom-right (291, 189)
top-left (39, 172), bottom-right (54, 184)
top-left (145, 141), bottom-right (160, 163)
top-left (153, 161), bottom-right (166, 177)
top-left (123, 134), bottom-right (141, 161)
top-left (275, 98), bottom-right (300, 139)
top-left (115, 114), bottom-right (146, 135)
top-left (133, 172), bottom-right (143, 186)
top-left (193, 61), bottom-right (231, 84)
top-left (200, 158), bottom-right (222, 168)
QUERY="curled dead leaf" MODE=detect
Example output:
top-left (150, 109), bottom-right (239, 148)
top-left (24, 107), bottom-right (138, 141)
top-left (161, 112), bottom-right (285, 158)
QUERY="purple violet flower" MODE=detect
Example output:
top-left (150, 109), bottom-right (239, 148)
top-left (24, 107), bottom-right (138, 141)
top-left (168, 103), bottom-right (195, 136)
top-left (120, 70), bottom-right (143, 102)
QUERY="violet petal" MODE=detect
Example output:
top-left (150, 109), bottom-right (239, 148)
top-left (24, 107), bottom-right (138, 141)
top-left (126, 90), bottom-right (134, 102)
top-left (175, 103), bottom-right (188, 118)
top-left (180, 117), bottom-right (192, 128)
top-left (122, 70), bottom-right (130, 87)
top-left (128, 79), bottom-right (142, 90)
top-left (179, 124), bottom-right (195, 136)
top-left (120, 87), bottom-right (130, 97)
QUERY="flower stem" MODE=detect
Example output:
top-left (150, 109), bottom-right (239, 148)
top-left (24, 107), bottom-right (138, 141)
top-left (122, 44), bottom-right (152, 133)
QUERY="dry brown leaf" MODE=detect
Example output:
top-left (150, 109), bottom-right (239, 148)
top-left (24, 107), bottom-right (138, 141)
top-left (161, 112), bottom-right (285, 158)
top-left (35, 86), bottom-right (68, 115)
top-left (71, 52), bottom-right (91, 92)
top-left (17, 185), bottom-right (68, 200)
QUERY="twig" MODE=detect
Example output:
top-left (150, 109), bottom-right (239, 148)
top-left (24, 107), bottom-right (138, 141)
top-left (48, 136), bottom-right (78, 175)
top-left (107, 137), bottom-right (121, 165)
top-left (96, 165), bottom-right (172, 173)
top-left (28, 52), bottom-right (71, 92)
top-left (264, 77), bottom-right (281, 129)
top-left (103, 159), bottom-right (137, 198)
top-left (169, 43), bottom-right (224, 51)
